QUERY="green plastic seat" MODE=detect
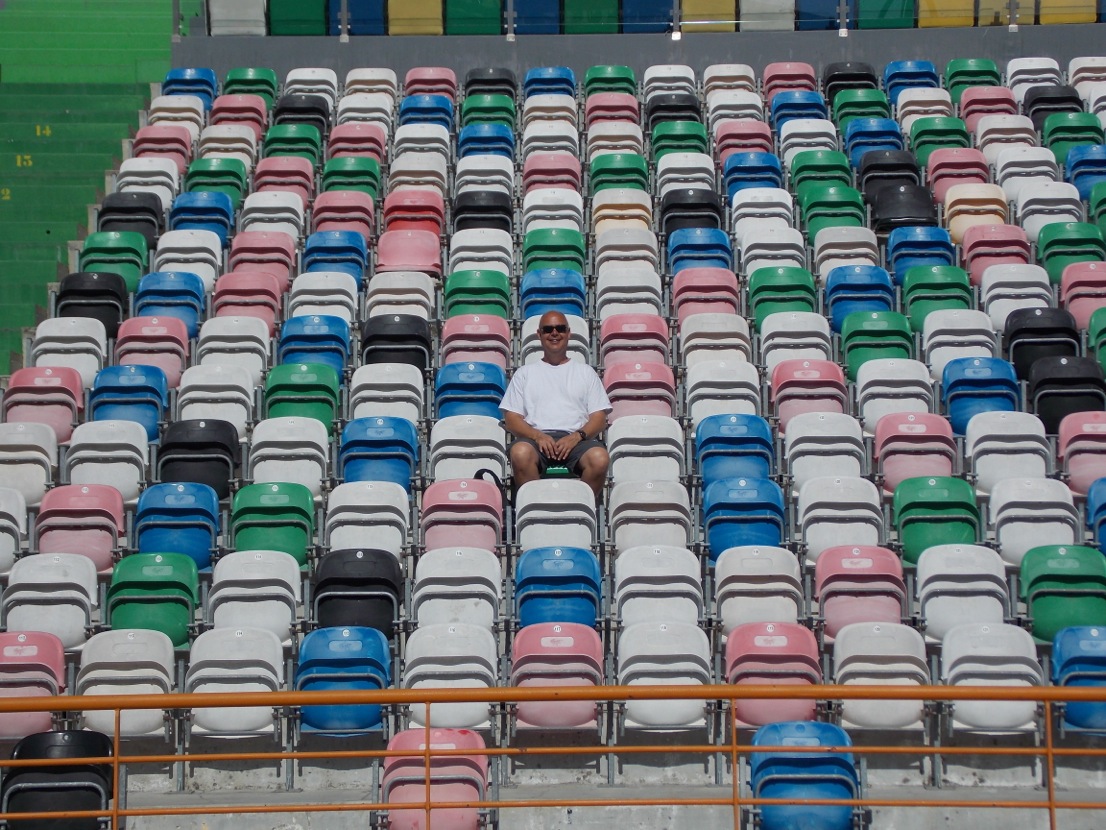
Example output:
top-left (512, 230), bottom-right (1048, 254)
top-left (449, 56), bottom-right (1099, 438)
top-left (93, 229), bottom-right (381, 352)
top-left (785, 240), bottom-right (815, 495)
top-left (832, 89), bottom-right (891, 129)
top-left (263, 123), bottom-right (323, 163)
top-left (650, 121), bottom-right (710, 160)
top-left (840, 309), bottom-right (914, 381)
top-left (747, 266), bottom-right (818, 331)
top-left (588, 152), bottom-right (649, 194)
top-left (858, 0), bottom-right (914, 28)
top-left (1089, 307), bottom-right (1106, 372)
top-left (790, 151), bottom-right (853, 200)
top-left (892, 475), bottom-right (980, 565)
top-left (268, 0), bottom-right (327, 33)
top-left (584, 65), bottom-right (636, 96)
top-left (900, 265), bottom-right (973, 332)
top-left (443, 269), bottom-right (512, 318)
top-left (1020, 544), bottom-right (1106, 642)
top-left (445, 0), bottom-right (504, 33)
top-left (231, 482), bottom-right (317, 569)
top-left (184, 157), bottom-right (249, 208)
top-left (1042, 112), bottom-right (1105, 166)
top-left (1091, 182), bottom-right (1106, 237)
top-left (106, 552), bottom-right (199, 648)
top-left (797, 184), bottom-right (866, 240)
top-left (460, 93), bottom-right (516, 128)
top-left (943, 59), bottom-right (1001, 105)
top-left (223, 68), bottom-right (279, 109)
top-left (1036, 221), bottom-right (1106, 285)
top-left (522, 228), bottom-right (587, 273)
top-left (78, 231), bottom-right (148, 293)
top-left (908, 116), bottom-right (970, 167)
top-left (264, 362), bottom-right (341, 436)
top-left (321, 156), bottom-right (382, 198)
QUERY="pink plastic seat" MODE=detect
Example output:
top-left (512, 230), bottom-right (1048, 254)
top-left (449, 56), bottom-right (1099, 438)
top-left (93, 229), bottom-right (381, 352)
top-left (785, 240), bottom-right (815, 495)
top-left (115, 316), bottom-right (190, 389)
top-left (1058, 411), bottom-right (1106, 495)
top-left (960, 223), bottom-right (1031, 285)
top-left (228, 229), bottom-right (298, 287)
top-left (814, 545), bottom-right (907, 641)
top-left (522, 152), bottom-right (582, 193)
top-left (383, 727), bottom-right (487, 830)
top-left (584, 93), bottom-right (640, 127)
top-left (375, 229), bottom-right (442, 279)
top-left (725, 621), bottom-right (820, 726)
top-left (926, 147), bottom-right (990, 205)
top-left (2, 366), bottom-right (83, 444)
top-left (603, 361), bottom-right (677, 422)
top-left (599, 313), bottom-right (670, 367)
top-left (212, 269), bottom-right (284, 334)
top-left (211, 94), bottom-right (268, 141)
top-left (403, 67), bottom-right (458, 101)
top-left (311, 190), bottom-right (376, 243)
top-left (873, 412), bottom-right (956, 495)
top-left (132, 124), bottom-right (193, 175)
top-left (0, 631), bottom-right (65, 740)
top-left (714, 119), bottom-right (774, 164)
top-left (671, 267), bottom-right (740, 325)
top-left (511, 622), bottom-right (603, 729)
top-left (382, 188), bottom-right (445, 235)
top-left (440, 315), bottom-right (512, 368)
top-left (419, 478), bottom-right (504, 552)
top-left (769, 358), bottom-right (848, 434)
top-left (327, 122), bottom-right (386, 163)
top-left (762, 61), bottom-right (817, 104)
top-left (1060, 260), bottom-right (1106, 329)
top-left (34, 483), bottom-right (125, 573)
top-left (253, 156), bottom-right (316, 207)
top-left (959, 86), bottom-right (1018, 133)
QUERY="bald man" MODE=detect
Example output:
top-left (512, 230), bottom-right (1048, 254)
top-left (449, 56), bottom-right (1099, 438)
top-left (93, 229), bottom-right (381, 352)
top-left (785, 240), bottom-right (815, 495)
top-left (499, 311), bottom-right (611, 499)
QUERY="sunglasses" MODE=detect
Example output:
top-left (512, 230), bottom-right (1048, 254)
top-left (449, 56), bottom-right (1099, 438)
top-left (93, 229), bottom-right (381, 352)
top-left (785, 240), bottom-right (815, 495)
top-left (541, 324), bottom-right (569, 334)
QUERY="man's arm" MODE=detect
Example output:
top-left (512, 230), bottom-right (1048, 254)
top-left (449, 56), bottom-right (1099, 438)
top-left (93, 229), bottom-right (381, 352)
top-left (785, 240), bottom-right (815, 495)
top-left (504, 410), bottom-right (558, 456)
top-left (551, 409), bottom-right (609, 460)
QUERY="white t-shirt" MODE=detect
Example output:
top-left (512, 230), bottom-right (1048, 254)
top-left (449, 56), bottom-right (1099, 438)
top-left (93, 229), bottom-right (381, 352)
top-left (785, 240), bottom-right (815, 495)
top-left (499, 359), bottom-right (612, 432)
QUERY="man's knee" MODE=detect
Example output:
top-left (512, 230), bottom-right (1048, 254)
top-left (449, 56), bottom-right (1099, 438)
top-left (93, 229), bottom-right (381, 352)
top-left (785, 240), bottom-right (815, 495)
top-left (510, 441), bottom-right (541, 470)
top-left (579, 446), bottom-right (610, 475)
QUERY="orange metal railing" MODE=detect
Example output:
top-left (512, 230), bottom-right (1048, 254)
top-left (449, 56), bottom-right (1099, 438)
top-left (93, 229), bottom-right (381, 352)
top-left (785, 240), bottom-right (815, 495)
top-left (0, 682), bottom-right (1104, 829)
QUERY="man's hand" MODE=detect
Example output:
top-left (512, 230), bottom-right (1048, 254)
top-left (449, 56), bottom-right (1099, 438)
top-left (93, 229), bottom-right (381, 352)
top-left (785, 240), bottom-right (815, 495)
top-left (551, 431), bottom-right (582, 461)
top-left (533, 431), bottom-right (559, 458)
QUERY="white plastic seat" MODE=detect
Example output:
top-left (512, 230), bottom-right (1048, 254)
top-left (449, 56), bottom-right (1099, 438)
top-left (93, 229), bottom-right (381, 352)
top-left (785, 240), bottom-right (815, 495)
top-left (428, 414), bottom-right (506, 481)
top-left (514, 478), bottom-right (596, 552)
top-left (77, 629), bottom-right (175, 736)
top-left (523, 119), bottom-right (580, 156)
top-left (680, 313), bottom-right (753, 367)
top-left (176, 364), bottom-right (256, 440)
top-left (988, 477), bottom-right (1079, 567)
top-left (758, 311), bottom-right (832, 373)
top-left (411, 547), bottom-right (501, 629)
top-left (584, 121), bottom-right (642, 160)
top-left (731, 188), bottom-right (794, 243)
top-left (964, 410), bottom-right (1050, 495)
top-left (185, 626), bottom-right (285, 736)
top-left (705, 90), bottom-right (764, 134)
top-left (349, 362), bottom-right (425, 423)
top-left (739, 226), bottom-right (807, 275)
top-left (365, 270), bottom-right (436, 320)
top-left (148, 94), bottom-right (204, 142)
top-left (784, 412), bottom-right (866, 493)
top-left (324, 481), bottom-right (410, 557)
top-left (288, 271), bottom-right (359, 323)
top-left (388, 151), bottom-right (449, 197)
top-left (1069, 57), bottom-right (1106, 97)
top-left (115, 157), bottom-right (179, 212)
top-left (30, 317), bottom-right (108, 388)
top-left (594, 264), bottom-right (663, 320)
top-left (0, 488), bottom-right (27, 578)
top-left (613, 545), bottom-right (702, 627)
top-left (833, 622), bottom-right (930, 730)
top-left (454, 154), bottom-right (514, 198)
top-left (522, 187), bottom-right (585, 234)
top-left (813, 227), bottom-right (880, 281)
top-left (607, 480), bottom-right (693, 553)
top-left (797, 476), bottom-right (884, 564)
top-left (153, 229), bottom-right (224, 293)
top-left (285, 67), bottom-right (339, 111)
top-left (0, 422), bottom-right (57, 509)
top-left (607, 415), bottom-right (684, 483)
top-left (714, 545), bottom-right (803, 634)
top-left (655, 152), bottom-right (716, 197)
top-left (198, 124), bottom-right (258, 170)
top-left (643, 64), bottom-right (697, 99)
top-left (979, 264), bottom-right (1052, 330)
top-left (206, 549), bottom-right (302, 644)
top-left (1005, 57), bottom-right (1063, 105)
top-left (63, 419), bottom-right (149, 506)
top-left (207, 0), bottom-right (266, 34)
top-left (916, 544), bottom-right (1008, 642)
top-left (994, 145), bottom-right (1059, 203)
top-left (854, 358), bottom-right (933, 433)
top-left (240, 191), bottom-right (306, 241)
top-left (703, 64), bottom-right (757, 96)
top-left (2, 553), bottom-right (97, 650)
top-left (778, 118), bottom-right (838, 167)
top-left (921, 309), bottom-right (999, 381)
top-left (1013, 180), bottom-right (1084, 243)
top-left (522, 93), bottom-right (578, 127)
top-left (975, 115), bottom-right (1038, 166)
top-left (403, 622), bottom-right (498, 728)
top-left (685, 359), bottom-right (762, 425)
top-left (344, 67), bottom-right (399, 98)
top-left (248, 416), bottom-right (330, 501)
top-left (895, 87), bottom-right (954, 131)
top-left (593, 227), bottom-right (660, 273)
top-left (447, 227), bottom-right (514, 276)
top-left (196, 316), bottom-right (270, 388)
top-left (617, 621), bottom-right (712, 728)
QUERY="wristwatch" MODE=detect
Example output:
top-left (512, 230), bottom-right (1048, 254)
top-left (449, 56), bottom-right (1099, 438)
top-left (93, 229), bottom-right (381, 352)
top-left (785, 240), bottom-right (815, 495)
top-left (576, 429), bottom-right (588, 441)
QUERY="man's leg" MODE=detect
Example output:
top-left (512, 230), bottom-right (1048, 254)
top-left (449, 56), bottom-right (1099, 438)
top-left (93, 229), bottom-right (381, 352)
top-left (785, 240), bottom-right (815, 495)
top-left (509, 440), bottom-right (544, 492)
top-left (577, 446), bottom-right (610, 500)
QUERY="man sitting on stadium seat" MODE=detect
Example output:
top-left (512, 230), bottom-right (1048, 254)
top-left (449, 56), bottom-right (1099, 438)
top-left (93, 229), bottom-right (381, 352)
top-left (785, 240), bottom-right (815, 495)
top-left (499, 311), bottom-right (611, 499)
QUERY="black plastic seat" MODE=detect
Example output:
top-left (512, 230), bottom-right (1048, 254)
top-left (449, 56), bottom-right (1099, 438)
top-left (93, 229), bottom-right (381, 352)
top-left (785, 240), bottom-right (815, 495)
top-left (1004, 306), bottom-right (1080, 380)
top-left (452, 190), bottom-right (514, 233)
top-left (273, 93), bottom-right (331, 137)
top-left (659, 187), bottom-right (723, 234)
top-left (645, 92), bottom-right (702, 132)
top-left (1023, 84), bottom-right (1084, 132)
top-left (360, 314), bottom-right (432, 371)
top-left (312, 548), bottom-right (403, 638)
top-left (54, 271), bottom-right (128, 339)
top-left (870, 184), bottom-right (937, 235)
top-left (2, 729), bottom-right (113, 830)
top-left (857, 150), bottom-right (921, 204)
top-left (157, 418), bottom-right (242, 501)
top-left (464, 67), bottom-right (517, 97)
top-left (1028, 355), bottom-right (1106, 433)
top-left (822, 61), bottom-right (879, 105)
top-left (97, 191), bottom-right (164, 249)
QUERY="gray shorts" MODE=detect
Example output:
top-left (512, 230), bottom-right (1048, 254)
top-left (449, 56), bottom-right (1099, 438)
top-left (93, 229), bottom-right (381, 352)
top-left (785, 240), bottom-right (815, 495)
top-left (514, 430), bottom-right (606, 474)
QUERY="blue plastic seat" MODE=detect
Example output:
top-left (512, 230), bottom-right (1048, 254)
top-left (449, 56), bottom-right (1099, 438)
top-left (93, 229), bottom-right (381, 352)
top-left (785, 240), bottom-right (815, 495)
top-left (519, 268), bottom-right (587, 319)
top-left (1052, 625), bottom-right (1106, 732)
top-left (702, 477), bottom-right (787, 564)
top-left (523, 66), bottom-right (576, 97)
top-left (796, 0), bottom-right (856, 28)
top-left (296, 626), bottom-right (391, 733)
top-left (397, 94), bottom-right (454, 129)
top-left (434, 362), bottom-right (508, 419)
top-left (328, 0), bottom-right (386, 34)
top-left (88, 364), bottom-right (169, 442)
top-left (824, 264), bottom-right (896, 332)
top-left (882, 60), bottom-right (940, 105)
top-left (515, 0), bottom-right (561, 32)
top-left (667, 227), bottom-right (733, 273)
top-left (134, 271), bottom-right (206, 339)
top-left (723, 152), bottom-right (785, 200)
top-left (940, 356), bottom-right (1020, 435)
top-left (695, 414), bottom-right (775, 487)
top-left (303, 230), bottom-right (370, 286)
top-left (885, 226), bottom-right (956, 282)
top-left (277, 314), bottom-right (351, 377)
top-left (844, 118), bottom-right (905, 169)
top-left (514, 546), bottom-right (602, 628)
top-left (339, 416), bottom-right (419, 490)
top-left (168, 191), bottom-right (235, 245)
top-left (621, 0), bottom-right (671, 31)
top-left (133, 481), bottom-right (220, 571)
top-left (750, 721), bottom-right (861, 830)
top-left (1085, 478), bottom-right (1106, 553)
top-left (1066, 145), bottom-right (1106, 201)
top-left (163, 67), bottom-right (218, 110)
top-left (769, 90), bottom-right (829, 129)
top-left (457, 123), bottom-right (516, 159)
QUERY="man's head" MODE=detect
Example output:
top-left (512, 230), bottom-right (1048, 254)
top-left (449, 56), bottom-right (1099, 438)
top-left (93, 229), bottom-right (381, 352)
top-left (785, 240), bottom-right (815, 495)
top-left (538, 311), bottom-right (570, 364)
